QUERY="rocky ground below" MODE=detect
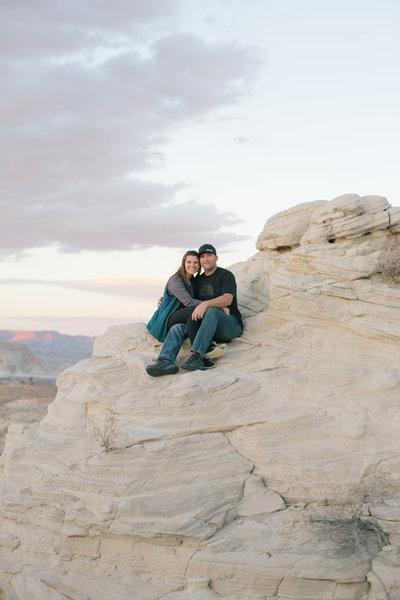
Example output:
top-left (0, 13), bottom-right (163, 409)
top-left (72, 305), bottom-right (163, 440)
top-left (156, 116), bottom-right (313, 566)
top-left (2, 194), bottom-right (400, 599)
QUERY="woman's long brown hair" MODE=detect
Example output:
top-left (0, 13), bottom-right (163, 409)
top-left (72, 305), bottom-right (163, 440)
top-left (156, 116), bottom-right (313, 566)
top-left (176, 250), bottom-right (200, 285)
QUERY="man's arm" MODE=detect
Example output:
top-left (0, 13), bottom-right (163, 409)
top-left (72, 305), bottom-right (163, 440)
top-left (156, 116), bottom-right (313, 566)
top-left (192, 293), bottom-right (233, 321)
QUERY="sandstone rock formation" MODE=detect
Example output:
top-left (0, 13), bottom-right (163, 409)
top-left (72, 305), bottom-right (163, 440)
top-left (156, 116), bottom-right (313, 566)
top-left (1, 193), bottom-right (400, 599)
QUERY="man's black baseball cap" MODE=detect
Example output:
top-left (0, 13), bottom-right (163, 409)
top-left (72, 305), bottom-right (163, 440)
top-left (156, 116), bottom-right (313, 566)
top-left (198, 244), bottom-right (217, 255)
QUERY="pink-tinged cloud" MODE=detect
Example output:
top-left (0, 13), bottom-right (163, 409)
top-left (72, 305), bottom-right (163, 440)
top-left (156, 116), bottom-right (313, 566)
top-left (0, 1), bottom-right (261, 255)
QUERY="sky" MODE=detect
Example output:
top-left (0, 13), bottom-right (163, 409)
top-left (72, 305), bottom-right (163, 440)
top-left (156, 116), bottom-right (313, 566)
top-left (1, 0), bottom-right (399, 336)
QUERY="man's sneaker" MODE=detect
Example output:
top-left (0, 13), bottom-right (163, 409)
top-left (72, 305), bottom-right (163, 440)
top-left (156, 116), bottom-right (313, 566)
top-left (145, 357), bottom-right (179, 377)
top-left (203, 357), bottom-right (216, 369)
top-left (205, 341), bottom-right (227, 359)
top-left (181, 351), bottom-right (215, 371)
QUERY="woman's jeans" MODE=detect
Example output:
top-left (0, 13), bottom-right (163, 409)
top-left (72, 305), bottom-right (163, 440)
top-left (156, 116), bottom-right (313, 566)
top-left (159, 307), bottom-right (242, 363)
top-left (166, 306), bottom-right (195, 332)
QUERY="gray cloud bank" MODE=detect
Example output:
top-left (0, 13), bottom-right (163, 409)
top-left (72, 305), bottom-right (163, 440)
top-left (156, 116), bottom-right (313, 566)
top-left (0, 0), bottom-right (260, 255)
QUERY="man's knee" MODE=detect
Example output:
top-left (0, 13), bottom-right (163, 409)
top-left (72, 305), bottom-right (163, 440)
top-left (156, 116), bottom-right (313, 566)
top-left (203, 306), bottom-right (223, 319)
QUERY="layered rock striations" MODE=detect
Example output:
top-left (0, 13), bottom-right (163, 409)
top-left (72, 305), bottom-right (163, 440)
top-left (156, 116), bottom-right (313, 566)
top-left (1, 194), bottom-right (400, 599)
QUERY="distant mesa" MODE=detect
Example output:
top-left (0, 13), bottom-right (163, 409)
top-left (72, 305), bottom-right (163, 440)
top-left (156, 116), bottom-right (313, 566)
top-left (10, 331), bottom-right (36, 342)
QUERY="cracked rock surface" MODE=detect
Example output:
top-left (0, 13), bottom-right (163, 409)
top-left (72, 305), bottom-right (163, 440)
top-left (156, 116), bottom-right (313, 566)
top-left (1, 194), bottom-right (400, 599)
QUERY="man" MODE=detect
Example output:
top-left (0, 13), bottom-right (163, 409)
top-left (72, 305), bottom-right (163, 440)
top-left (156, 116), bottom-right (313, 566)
top-left (146, 244), bottom-right (243, 376)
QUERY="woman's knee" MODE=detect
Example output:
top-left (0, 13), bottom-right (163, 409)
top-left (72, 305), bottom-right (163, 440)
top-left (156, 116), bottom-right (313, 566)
top-left (169, 323), bottom-right (186, 337)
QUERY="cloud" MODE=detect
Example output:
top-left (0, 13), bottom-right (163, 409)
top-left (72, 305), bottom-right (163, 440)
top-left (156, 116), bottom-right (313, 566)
top-left (0, 1), bottom-right (260, 255)
top-left (0, 0), bottom-right (181, 58)
top-left (0, 277), bottom-right (165, 299)
top-left (233, 135), bottom-right (268, 144)
top-left (61, 278), bottom-right (164, 298)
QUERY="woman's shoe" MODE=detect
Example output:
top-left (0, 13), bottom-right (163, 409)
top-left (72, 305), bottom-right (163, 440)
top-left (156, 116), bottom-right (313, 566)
top-left (145, 357), bottom-right (179, 377)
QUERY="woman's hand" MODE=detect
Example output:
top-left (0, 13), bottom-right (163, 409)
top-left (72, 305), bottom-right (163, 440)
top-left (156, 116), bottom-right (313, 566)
top-left (157, 296), bottom-right (163, 308)
top-left (223, 307), bottom-right (230, 316)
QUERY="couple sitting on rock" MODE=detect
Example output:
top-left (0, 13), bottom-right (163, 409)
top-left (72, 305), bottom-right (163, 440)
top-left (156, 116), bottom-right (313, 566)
top-left (146, 244), bottom-right (243, 376)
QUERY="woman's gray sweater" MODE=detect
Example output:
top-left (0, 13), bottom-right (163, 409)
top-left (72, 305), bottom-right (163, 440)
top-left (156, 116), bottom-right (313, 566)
top-left (167, 273), bottom-right (201, 307)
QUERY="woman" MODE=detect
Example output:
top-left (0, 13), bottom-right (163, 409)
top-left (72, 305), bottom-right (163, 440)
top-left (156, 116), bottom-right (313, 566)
top-left (146, 250), bottom-right (201, 345)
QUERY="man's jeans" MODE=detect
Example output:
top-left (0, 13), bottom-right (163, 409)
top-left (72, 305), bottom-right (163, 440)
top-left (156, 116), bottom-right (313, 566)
top-left (191, 307), bottom-right (242, 356)
top-left (159, 307), bottom-right (241, 363)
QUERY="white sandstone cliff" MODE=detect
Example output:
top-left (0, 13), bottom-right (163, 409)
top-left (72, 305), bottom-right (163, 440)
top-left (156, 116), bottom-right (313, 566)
top-left (1, 193), bottom-right (400, 599)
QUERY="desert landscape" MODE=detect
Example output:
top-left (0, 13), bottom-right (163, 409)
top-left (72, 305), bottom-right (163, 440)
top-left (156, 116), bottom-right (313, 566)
top-left (1, 194), bottom-right (400, 599)
top-left (2, 0), bottom-right (397, 597)
top-left (0, 331), bottom-right (94, 377)
top-left (0, 379), bottom-right (57, 453)
top-left (0, 331), bottom-right (93, 452)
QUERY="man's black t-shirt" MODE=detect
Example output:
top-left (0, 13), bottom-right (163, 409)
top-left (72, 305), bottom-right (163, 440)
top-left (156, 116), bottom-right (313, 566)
top-left (193, 267), bottom-right (243, 330)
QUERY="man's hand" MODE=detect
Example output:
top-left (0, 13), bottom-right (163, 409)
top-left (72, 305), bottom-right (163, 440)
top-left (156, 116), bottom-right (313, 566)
top-left (157, 296), bottom-right (163, 308)
top-left (192, 302), bottom-right (209, 321)
top-left (192, 303), bottom-right (230, 321)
